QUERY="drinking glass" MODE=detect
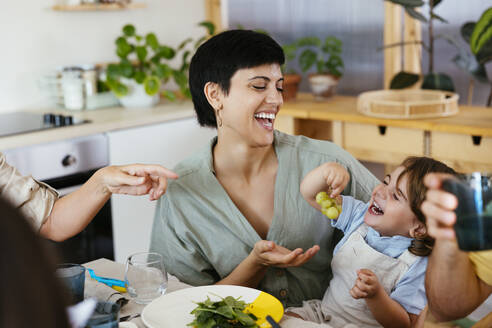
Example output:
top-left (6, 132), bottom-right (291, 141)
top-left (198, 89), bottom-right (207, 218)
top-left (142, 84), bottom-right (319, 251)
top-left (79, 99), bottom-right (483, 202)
top-left (56, 263), bottom-right (86, 304)
top-left (85, 301), bottom-right (120, 328)
top-left (443, 172), bottom-right (492, 251)
top-left (125, 252), bottom-right (167, 304)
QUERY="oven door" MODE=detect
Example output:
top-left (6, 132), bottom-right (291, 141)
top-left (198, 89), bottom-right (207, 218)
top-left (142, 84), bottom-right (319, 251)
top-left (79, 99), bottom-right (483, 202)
top-left (44, 169), bottom-right (114, 264)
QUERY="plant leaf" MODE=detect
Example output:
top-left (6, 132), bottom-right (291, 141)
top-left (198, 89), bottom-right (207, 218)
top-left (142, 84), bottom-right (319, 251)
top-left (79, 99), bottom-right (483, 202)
top-left (134, 71), bottom-right (146, 84)
top-left (254, 28), bottom-right (270, 35)
top-left (107, 80), bottom-right (128, 98)
top-left (461, 22), bottom-right (476, 43)
top-left (386, 0), bottom-right (424, 8)
top-left (177, 38), bottom-right (193, 51)
top-left (431, 13), bottom-right (448, 24)
top-left (119, 60), bottom-right (134, 78)
top-left (155, 64), bottom-right (172, 79)
top-left (430, 0), bottom-right (443, 7)
top-left (144, 76), bottom-right (161, 95)
top-left (198, 21), bottom-right (215, 36)
top-left (282, 43), bottom-right (298, 62)
top-left (404, 7), bottom-right (428, 23)
top-left (106, 64), bottom-right (121, 80)
top-left (422, 73), bottom-right (455, 91)
top-left (145, 33), bottom-right (159, 50)
top-left (476, 37), bottom-right (492, 64)
top-left (162, 90), bottom-right (176, 101)
top-left (135, 46), bottom-right (148, 62)
top-left (322, 36), bottom-right (342, 55)
top-left (122, 24), bottom-right (136, 37)
top-left (172, 69), bottom-right (188, 89)
top-left (299, 49), bottom-right (317, 72)
top-left (297, 36), bottom-right (321, 47)
top-left (194, 36), bottom-right (207, 49)
top-left (470, 7), bottom-right (492, 54)
top-left (389, 71), bottom-right (420, 89)
top-left (158, 46), bottom-right (176, 59)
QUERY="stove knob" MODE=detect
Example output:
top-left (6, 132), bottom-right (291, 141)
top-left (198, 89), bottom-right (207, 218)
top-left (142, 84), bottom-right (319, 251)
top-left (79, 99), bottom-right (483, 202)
top-left (64, 115), bottom-right (73, 126)
top-left (54, 114), bottom-right (65, 126)
top-left (43, 113), bottom-right (55, 125)
top-left (62, 155), bottom-right (77, 167)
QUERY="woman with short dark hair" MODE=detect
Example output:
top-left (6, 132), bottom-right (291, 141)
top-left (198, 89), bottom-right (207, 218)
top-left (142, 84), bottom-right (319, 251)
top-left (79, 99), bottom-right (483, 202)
top-left (150, 29), bottom-right (379, 307)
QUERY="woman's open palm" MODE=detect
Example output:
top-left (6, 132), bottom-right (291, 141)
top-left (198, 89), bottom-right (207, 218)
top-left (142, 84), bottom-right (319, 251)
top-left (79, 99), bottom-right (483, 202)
top-left (252, 240), bottom-right (320, 268)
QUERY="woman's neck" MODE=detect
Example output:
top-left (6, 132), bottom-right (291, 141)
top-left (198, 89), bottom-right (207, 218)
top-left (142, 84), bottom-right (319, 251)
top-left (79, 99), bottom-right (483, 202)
top-left (213, 133), bottom-right (277, 182)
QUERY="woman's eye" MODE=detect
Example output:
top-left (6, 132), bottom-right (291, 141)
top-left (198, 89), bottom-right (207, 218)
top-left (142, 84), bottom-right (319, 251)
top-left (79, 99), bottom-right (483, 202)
top-left (277, 87), bottom-right (284, 92)
top-left (383, 180), bottom-right (389, 185)
top-left (392, 193), bottom-right (399, 201)
top-left (252, 85), bottom-right (266, 90)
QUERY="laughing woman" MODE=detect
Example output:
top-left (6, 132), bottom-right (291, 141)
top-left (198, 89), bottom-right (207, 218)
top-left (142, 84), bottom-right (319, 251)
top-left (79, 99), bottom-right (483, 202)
top-left (150, 30), bottom-right (379, 307)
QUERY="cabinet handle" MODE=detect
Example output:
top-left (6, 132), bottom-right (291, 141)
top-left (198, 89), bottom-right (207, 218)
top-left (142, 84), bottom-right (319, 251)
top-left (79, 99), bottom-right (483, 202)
top-left (472, 135), bottom-right (482, 146)
top-left (378, 125), bottom-right (387, 136)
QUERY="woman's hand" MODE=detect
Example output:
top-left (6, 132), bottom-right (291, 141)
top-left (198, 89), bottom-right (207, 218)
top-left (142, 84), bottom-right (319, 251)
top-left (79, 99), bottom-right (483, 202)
top-left (95, 164), bottom-right (179, 200)
top-left (251, 240), bottom-right (320, 268)
top-left (350, 269), bottom-right (382, 299)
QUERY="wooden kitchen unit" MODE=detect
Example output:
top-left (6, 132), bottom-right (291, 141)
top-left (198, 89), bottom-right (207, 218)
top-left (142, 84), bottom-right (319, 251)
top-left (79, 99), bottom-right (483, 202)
top-left (276, 93), bottom-right (492, 173)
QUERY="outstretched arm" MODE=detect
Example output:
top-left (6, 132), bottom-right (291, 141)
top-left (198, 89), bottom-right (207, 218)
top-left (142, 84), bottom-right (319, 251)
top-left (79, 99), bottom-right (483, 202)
top-left (422, 173), bottom-right (492, 321)
top-left (216, 240), bottom-right (320, 287)
top-left (40, 164), bottom-right (178, 241)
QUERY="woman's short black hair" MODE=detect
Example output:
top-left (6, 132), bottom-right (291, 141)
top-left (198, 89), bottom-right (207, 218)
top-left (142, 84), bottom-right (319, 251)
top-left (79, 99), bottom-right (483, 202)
top-left (189, 29), bottom-right (285, 128)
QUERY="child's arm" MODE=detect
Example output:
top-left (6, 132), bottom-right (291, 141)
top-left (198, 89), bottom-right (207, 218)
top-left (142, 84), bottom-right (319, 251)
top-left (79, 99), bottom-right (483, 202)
top-left (300, 162), bottom-right (349, 211)
top-left (351, 269), bottom-right (416, 328)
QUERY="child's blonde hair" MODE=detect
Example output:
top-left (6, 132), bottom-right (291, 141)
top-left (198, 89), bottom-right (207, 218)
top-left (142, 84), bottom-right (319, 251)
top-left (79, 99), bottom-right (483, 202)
top-left (397, 157), bottom-right (457, 256)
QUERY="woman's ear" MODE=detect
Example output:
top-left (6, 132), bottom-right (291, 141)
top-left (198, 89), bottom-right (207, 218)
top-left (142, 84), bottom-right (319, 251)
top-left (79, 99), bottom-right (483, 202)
top-left (410, 221), bottom-right (427, 239)
top-left (204, 82), bottom-right (223, 111)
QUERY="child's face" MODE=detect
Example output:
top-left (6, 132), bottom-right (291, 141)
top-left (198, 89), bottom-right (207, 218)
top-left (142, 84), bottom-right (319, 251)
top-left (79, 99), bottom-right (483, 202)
top-left (363, 166), bottom-right (418, 237)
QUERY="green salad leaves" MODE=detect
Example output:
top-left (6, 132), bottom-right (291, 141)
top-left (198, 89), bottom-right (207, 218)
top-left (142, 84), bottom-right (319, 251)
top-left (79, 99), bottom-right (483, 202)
top-left (187, 295), bottom-right (259, 328)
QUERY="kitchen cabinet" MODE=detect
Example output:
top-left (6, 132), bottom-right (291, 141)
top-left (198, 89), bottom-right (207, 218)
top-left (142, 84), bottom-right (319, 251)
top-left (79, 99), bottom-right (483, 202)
top-left (276, 93), bottom-right (492, 173)
top-left (107, 117), bottom-right (216, 263)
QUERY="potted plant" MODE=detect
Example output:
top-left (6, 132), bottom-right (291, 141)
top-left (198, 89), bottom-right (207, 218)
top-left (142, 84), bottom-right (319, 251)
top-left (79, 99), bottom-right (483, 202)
top-left (281, 42), bottom-right (302, 101)
top-left (171, 21), bottom-right (216, 99)
top-left (297, 36), bottom-right (344, 99)
top-left (106, 24), bottom-right (177, 108)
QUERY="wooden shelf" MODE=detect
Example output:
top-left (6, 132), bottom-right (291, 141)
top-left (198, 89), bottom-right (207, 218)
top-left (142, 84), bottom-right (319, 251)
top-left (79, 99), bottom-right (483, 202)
top-left (52, 3), bottom-right (146, 11)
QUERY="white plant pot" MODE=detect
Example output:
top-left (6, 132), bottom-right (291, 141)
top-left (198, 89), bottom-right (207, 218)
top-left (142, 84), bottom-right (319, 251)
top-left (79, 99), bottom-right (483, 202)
top-left (118, 78), bottom-right (160, 108)
top-left (308, 74), bottom-right (339, 100)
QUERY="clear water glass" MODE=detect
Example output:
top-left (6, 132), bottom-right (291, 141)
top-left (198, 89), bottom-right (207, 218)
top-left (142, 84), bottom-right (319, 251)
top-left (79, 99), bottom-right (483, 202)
top-left (125, 252), bottom-right (167, 304)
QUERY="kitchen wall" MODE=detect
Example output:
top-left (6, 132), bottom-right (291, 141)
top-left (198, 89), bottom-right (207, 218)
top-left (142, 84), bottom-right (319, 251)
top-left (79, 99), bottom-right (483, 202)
top-left (0, 0), bottom-right (206, 113)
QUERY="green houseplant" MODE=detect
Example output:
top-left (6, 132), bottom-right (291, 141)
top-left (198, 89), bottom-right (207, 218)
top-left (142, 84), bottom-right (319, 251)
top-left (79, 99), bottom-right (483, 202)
top-left (106, 24), bottom-right (178, 108)
top-left (297, 36), bottom-right (344, 99)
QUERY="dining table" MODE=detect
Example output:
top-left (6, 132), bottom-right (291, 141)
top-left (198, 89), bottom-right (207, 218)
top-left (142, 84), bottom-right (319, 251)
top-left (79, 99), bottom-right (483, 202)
top-left (83, 258), bottom-right (333, 328)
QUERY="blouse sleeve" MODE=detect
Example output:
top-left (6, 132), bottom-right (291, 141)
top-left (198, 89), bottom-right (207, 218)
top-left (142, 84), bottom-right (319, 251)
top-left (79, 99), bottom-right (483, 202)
top-left (0, 152), bottom-right (58, 231)
top-left (149, 195), bottom-right (219, 286)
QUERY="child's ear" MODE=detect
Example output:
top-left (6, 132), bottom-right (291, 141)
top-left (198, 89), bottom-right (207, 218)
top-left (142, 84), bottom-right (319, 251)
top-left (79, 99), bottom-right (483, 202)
top-left (409, 221), bottom-right (427, 239)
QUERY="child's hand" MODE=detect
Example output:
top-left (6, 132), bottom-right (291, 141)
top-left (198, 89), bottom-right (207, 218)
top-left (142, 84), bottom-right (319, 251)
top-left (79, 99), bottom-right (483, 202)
top-left (321, 162), bottom-right (350, 198)
top-left (350, 269), bottom-right (382, 299)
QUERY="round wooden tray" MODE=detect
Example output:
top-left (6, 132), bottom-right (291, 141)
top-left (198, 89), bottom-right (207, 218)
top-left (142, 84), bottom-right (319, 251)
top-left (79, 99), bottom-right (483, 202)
top-left (357, 89), bottom-right (459, 119)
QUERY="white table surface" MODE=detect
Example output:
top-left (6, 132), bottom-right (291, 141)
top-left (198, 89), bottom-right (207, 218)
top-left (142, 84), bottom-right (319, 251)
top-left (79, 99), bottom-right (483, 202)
top-left (83, 258), bottom-right (331, 328)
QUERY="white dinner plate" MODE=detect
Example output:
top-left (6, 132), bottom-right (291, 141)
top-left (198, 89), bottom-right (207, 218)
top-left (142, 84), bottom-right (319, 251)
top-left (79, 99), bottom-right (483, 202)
top-left (141, 285), bottom-right (284, 328)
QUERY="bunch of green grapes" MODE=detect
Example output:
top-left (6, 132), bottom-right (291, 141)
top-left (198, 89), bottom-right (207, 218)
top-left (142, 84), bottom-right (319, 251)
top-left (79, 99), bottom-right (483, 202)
top-left (316, 191), bottom-right (342, 220)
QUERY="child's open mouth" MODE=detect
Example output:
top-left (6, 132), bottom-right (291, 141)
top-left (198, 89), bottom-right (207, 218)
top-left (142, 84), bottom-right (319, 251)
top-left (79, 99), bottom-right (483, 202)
top-left (368, 201), bottom-right (384, 215)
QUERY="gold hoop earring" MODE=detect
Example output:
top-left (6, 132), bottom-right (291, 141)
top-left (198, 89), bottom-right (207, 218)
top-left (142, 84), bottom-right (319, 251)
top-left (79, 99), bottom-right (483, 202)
top-left (216, 105), bottom-right (223, 127)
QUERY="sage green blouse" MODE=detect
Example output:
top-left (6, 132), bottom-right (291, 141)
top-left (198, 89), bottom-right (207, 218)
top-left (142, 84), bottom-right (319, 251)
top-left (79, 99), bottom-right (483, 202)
top-left (150, 130), bottom-right (379, 307)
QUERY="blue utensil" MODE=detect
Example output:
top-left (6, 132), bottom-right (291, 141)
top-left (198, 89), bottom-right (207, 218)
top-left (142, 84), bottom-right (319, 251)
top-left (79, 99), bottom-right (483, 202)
top-left (266, 315), bottom-right (282, 328)
top-left (87, 268), bottom-right (127, 292)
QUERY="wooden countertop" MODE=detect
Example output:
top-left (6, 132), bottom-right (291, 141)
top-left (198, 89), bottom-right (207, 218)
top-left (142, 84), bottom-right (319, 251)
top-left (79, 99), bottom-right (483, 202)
top-left (280, 94), bottom-right (492, 137)
top-left (0, 101), bottom-right (196, 150)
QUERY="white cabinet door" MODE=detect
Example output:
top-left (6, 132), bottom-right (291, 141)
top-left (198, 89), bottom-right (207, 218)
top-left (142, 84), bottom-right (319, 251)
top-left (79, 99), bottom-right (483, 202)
top-left (107, 117), bottom-right (216, 263)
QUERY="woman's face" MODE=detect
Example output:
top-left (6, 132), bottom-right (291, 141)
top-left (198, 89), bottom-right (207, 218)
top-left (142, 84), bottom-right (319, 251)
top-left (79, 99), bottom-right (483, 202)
top-left (363, 166), bottom-right (419, 237)
top-left (219, 63), bottom-right (284, 146)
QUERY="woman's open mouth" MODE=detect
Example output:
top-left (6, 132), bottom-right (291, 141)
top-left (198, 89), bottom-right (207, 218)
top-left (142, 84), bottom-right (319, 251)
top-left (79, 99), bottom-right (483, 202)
top-left (254, 112), bottom-right (275, 130)
top-left (368, 201), bottom-right (384, 215)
